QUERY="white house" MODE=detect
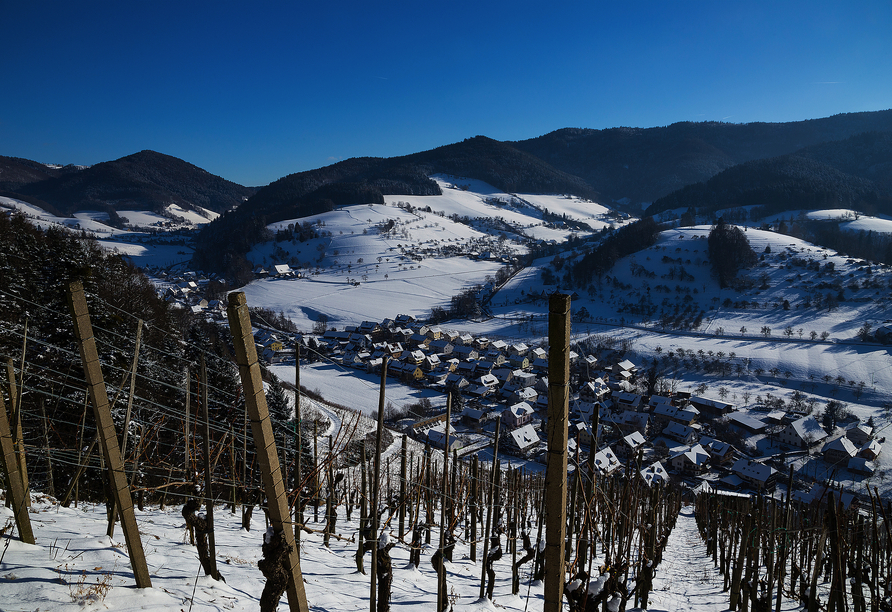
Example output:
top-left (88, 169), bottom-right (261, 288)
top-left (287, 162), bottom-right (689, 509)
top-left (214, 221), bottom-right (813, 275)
top-left (777, 416), bottom-right (828, 450)
top-left (503, 402), bottom-right (535, 429)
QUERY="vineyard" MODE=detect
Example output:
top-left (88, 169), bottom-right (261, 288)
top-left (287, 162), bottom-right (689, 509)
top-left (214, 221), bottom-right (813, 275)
top-left (1, 287), bottom-right (891, 611)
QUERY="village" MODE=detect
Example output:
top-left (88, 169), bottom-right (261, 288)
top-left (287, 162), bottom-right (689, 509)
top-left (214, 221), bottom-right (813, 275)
top-left (245, 310), bottom-right (884, 511)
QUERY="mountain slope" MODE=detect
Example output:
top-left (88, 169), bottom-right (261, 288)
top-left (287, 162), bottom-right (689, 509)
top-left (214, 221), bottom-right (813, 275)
top-left (0, 155), bottom-right (82, 191)
top-left (193, 136), bottom-right (598, 276)
top-left (511, 110), bottom-right (892, 206)
top-left (647, 155), bottom-right (885, 218)
top-left (13, 150), bottom-right (254, 220)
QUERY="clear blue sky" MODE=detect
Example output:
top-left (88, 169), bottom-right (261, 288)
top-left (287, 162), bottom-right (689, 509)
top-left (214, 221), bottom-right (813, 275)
top-left (2, 1), bottom-right (890, 187)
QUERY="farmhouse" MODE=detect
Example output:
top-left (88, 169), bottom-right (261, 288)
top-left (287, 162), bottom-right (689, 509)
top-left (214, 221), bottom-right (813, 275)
top-left (662, 421), bottom-right (698, 445)
top-left (778, 415), bottom-right (828, 450)
top-left (572, 421), bottom-right (601, 447)
top-left (592, 446), bottom-right (621, 476)
top-left (613, 410), bottom-right (650, 436)
top-left (669, 444), bottom-right (710, 475)
top-left (731, 458), bottom-right (777, 491)
top-left (698, 436), bottom-right (736, 465)
top-left (578, 379), bottom-right (608, 403)
top-left (727, 412), bottom-right (769, 435)
top-left (689, 395), bottom-right (734, 419)
top-left (617, 430), bottom-right (646, 459)
top-left (860, 439), bottom-right (882, 461)
top-left (845, 423), bottom-right (873, 446)
top-left (652, 402), bottom-right (699, 428)
top-left (848, 457), bottom-right (876, 475)
top-left (427, 427), bottom-right (461, 452)
top-left (614, 392), bottom-right (642, 411)
top-left (821, 436), bottom-right (858, 465)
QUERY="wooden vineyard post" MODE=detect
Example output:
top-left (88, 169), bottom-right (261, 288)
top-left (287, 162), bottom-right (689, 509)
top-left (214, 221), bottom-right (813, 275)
top-left (295, 387), bottom-right (303, 556)
top-left (66, 280), bottom-right (151, 588)
top-left (399, 433), bottom-right (407, 539)
top-left (544, 292), bottom-right (571, 612)
top-left (470, 454), bottom-right (478, 562)
top-left (578, 405), bottom-right (599, 570)
top-left (199, 356), bottom-right (220, 579)
top-left (313, 421), bottom-right (319, 523)
top-left (227, 292), bottom-right (309, 612)
top-left (0, 390), bottom-right (34, 543)
top-left (369, 356), bottom-right (389, 612)
top-left (436, 393), bottom-right (452, 612)
top-left (6, 359), bottom-right (30, 507)
top-left (479, 416), bottom-right (501, 600)
top-left (39, 398), bottom-right (55, 498)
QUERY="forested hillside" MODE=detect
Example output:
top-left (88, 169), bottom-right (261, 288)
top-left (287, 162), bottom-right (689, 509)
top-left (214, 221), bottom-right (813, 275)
top-left (193, 136), bottom-right (598, 276)
top-left (0, 211), bottom-right (241, 499)
top-left (0, 155), bottom-right (81, 191)
top-left (646, 155), bottom-right (885, 219)
top-left (9, 150), bottom-right (254, 222)
top-left (512, 110), bottom-right (892, 206)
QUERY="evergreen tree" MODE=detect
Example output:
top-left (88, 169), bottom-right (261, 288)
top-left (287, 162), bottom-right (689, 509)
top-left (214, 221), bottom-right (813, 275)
top-left (267, 378), bottom-right (292, 424)
top-left (707, 218), bottom-right (757, 287)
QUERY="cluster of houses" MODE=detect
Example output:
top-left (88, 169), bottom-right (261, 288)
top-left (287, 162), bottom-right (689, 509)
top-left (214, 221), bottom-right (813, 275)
top-left (155, 270), bottom-right (229, 318)
top-left (261, 313), bottom-right (882, 498)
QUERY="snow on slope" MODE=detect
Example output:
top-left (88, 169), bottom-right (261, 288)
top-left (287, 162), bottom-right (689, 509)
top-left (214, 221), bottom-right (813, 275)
top-left (241, 176), bottom-right (627, 329)
top-left (244, 202), bottom-right (506, 328)
top-left (0, 492), bottom-right (813, 612)
top-left (1, 196), bottom-right (126, 235)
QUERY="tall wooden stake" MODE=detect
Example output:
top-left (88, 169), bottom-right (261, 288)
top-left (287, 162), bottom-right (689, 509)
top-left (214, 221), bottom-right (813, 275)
top-left (67, 280), bottom-right (151, 588)
top-left (369, 356), bottom-right (389, 612)
top-left (227, 292), bottom-right (309, 611)
top-left (437, 393), bottom-right (452, 611)
top-left (200, 356), bottom-right (219, 579)
top-left (0, 391), bottom-right (34, 543)
top-left (6, 358), bottom-right (29, 507)
top-left (399, 433), bottom-right (408, 539)
top-left (479, 416), bottom-right (501, 600)
top-left (544, 292), bottom-right (571, 612)
top-left (39, 398), bottom-right (55, 498)
top-left (107, 319), bottom-right (143, 537)
top-left (294, 343), bottom-right (303, 552)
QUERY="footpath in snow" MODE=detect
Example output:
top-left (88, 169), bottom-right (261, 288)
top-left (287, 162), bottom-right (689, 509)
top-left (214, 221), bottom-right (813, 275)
top-left (642, 506), bottom-right (730, 612)
top-left (641, 506), bottom-right (802, 612)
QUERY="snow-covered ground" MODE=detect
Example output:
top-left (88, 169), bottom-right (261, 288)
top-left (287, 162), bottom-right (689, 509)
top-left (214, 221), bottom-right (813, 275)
top-left (0, 495), bottom-right (809, 612)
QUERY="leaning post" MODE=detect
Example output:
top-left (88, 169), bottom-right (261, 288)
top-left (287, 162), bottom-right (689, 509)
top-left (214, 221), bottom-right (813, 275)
top-left (0, 391), bottom-right (34, 543)
top-left (67, 280), bottom-right (151, 588)
top-left (227, 292), bottom-right (309, 612)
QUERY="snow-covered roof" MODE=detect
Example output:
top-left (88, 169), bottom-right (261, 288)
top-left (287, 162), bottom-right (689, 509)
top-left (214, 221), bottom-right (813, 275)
top-left (616, 359), bottom-right (636, 371)
top-left (640, 461), bottom-right (669, 486)
top-left (822, 436), bottom-right (858, 458)
top-left (506, 424), bottom-right (540, 451)
top-left (789, 415), bottom-right (829, 443)
top-left (506, 402), bottom-right (534, 418)
top-left (593, 446), bottom-right (621, 475)
top-left (623, 430), bottom-right (646, 448)
top-left (732, 458), bottom-right (776, 483)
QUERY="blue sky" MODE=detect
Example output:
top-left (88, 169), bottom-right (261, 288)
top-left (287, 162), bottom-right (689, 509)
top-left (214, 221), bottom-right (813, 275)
top-left (2, 1), bottom-right (890, 187)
